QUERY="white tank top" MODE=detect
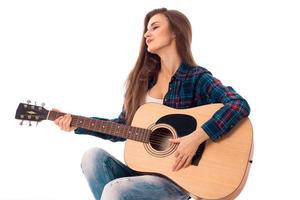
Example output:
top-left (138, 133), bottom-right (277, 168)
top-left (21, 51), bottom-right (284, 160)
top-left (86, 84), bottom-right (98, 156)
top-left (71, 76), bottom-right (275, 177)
top-left (145, 92), bottom-right (163, 104)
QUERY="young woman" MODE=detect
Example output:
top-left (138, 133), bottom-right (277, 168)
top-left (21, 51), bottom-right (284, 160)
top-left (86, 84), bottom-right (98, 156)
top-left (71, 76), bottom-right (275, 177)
top-left (55, 8), bottom-right (250, 200)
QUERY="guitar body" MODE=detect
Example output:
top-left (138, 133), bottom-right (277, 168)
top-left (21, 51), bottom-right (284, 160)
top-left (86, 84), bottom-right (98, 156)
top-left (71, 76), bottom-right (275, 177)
top-left (124, 103), bottom-right (253, 200)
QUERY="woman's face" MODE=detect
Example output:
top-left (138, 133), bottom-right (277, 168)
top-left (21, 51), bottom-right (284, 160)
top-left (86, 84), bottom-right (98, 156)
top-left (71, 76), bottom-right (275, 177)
top-left (144, 14), bottom-right (175, 54)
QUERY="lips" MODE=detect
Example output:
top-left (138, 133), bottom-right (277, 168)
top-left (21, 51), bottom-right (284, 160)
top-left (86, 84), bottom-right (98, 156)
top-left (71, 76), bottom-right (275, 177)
top-left (146, 39), bottom-right (153, 45)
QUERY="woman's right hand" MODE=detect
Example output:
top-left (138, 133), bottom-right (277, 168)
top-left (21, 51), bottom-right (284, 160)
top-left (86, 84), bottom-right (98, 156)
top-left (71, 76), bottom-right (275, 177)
top-left (53, 108), bottom-right (77, 132)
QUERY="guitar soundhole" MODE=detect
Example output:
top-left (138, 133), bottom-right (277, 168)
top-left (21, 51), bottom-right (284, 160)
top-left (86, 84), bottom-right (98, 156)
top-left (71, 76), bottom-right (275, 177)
top-left (149, 127), bottom-right (172, 151)
top-left (144, 123), bottom-right (177, 157)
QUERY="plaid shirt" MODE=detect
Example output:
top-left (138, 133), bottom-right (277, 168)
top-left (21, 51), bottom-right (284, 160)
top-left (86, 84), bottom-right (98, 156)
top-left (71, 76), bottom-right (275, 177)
top-left (75, 63), bottom-right (250, 142)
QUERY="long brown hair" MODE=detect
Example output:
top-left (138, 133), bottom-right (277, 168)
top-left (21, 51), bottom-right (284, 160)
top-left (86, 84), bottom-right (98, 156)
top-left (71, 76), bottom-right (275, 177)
top-left (124, 8), bottom-right (197, 124)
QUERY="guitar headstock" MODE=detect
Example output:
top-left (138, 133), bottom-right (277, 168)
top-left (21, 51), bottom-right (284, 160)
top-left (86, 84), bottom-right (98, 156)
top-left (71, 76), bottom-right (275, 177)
top-left (15, 101), bottom-right (49, 125)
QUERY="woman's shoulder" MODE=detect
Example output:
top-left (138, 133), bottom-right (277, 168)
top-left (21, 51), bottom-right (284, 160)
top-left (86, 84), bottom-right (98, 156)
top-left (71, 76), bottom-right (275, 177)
top-left (175, 63), bottom-right (213, 81)
top-left (185, 64), bottom-right (212, 77)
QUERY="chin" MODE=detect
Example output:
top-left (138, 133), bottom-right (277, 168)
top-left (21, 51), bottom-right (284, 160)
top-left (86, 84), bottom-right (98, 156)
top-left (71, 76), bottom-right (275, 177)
top-left (147, 46), bottom-right (159, 54)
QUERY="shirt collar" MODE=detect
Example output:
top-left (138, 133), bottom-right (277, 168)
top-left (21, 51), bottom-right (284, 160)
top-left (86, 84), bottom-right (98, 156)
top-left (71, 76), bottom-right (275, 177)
top-left (172, 63), bottom-right (191, 81)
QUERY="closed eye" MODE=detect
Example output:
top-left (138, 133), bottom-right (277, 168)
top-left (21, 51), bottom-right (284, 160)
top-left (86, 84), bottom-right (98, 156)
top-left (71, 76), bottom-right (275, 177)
top-left (148, 26), bottom-right (159, 32)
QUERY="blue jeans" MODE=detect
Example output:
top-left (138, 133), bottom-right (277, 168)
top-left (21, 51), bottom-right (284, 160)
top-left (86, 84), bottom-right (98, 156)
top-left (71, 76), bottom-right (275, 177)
top-left (81, 147), bottom-right (190, 200)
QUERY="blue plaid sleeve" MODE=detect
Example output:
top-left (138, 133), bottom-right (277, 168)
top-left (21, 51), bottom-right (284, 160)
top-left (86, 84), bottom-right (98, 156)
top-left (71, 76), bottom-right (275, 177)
top-left (197, 72), bottom-right (251, 141)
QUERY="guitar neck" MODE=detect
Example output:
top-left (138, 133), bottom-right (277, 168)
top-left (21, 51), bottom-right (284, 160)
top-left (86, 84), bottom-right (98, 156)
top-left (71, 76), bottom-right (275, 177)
top-left (47, 111), bottom-right (151, 143)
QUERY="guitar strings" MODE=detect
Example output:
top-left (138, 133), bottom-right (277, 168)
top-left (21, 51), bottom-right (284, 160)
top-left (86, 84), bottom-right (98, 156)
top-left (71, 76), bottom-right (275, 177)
top-left (148, 131), bottom-right (174, 146)
top-left (71, 116), bottom-right (177, 145)
top-left (57, 114), bottom-right (178, 147)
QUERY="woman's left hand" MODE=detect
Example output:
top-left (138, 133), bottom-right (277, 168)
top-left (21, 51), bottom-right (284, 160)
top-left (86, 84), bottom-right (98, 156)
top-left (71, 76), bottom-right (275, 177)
top-left (169, 129), bottom-right (209, 171)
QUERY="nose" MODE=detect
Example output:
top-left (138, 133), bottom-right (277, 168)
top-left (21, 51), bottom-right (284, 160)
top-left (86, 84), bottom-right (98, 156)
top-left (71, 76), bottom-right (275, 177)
top-left (144, 30), bottom-right (150, 38)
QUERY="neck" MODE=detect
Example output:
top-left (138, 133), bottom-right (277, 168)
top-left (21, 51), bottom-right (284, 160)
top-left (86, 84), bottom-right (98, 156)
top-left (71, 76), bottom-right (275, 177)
top-left (158, 43), bottom-right (181, 78)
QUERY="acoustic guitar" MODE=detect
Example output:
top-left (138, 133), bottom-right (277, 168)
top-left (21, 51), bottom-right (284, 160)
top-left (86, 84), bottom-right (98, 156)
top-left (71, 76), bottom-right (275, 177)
top-left (15, 102), bottom-right (253, 200)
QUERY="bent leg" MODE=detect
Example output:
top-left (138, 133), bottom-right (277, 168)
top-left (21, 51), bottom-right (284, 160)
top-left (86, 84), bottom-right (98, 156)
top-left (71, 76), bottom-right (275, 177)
top-left (81, 147), bottom-right (137, 200)
top-left (101, 175), bottom-right (189, 200)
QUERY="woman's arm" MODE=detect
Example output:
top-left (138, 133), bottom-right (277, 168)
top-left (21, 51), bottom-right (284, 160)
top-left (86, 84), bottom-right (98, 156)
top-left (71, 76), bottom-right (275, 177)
top-left (54, 108), bottom-right (127, 142)
top-left (196, 71), bottom-right (251, 141)
top-left (74, 109), bottom-right (127, 142)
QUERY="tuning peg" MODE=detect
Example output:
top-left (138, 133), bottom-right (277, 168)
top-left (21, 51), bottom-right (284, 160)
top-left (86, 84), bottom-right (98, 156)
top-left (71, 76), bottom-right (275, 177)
top-left (41, 102), bottom-right (45, 107)
top-left (27, 100), bottom-right (31, 104)
top-left (36, 122), bottom-right (39, 127)
top-left (19, 120), bottom-right (24, 126)
top-left (34, 101), bottom-right (37, 106)
top-left (29, 121), bottom-right (32, 126)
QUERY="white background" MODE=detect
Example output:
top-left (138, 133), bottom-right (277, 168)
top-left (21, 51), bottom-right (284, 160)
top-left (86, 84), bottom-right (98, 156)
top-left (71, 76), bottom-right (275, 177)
top-left (1, 0), bottom-right (299, 199)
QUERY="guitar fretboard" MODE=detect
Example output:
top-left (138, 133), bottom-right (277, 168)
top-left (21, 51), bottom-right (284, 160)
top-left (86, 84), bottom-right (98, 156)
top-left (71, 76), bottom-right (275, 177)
top-left (48, 111), bottom-right (151, 142)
